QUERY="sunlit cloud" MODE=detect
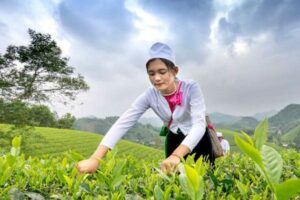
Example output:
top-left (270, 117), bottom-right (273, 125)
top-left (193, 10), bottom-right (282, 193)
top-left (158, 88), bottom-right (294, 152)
top-left (1, 0), bottom-right (300, 117)
top-left (231, 38), bottom-right (250, 55)
top-left (125, 0), bottom-right (169, 42)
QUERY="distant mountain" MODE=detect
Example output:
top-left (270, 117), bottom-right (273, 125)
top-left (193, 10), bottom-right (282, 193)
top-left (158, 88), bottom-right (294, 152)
top-left (208, 112), bottom-right (258, 134)
top-left (84, 115), bottom-right (98, 119)
top-left (212, 115), bottom-right (258, 135)
top-left (74, 104), bottom-right (300, 149)
top-left (269, 104), bottom-right (300, 132)
top-left (253, 110), bottom-right (278, 121)
top-left (73, 116), bottom-right (163, 149)
top-left (230, 117), bottom-right (259, 134)
top-left (209, 112), bottom-right (241, 124)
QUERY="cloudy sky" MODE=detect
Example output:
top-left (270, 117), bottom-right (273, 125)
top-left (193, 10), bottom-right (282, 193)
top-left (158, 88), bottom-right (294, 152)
top-left (1, 0), bottom-right (300, 118)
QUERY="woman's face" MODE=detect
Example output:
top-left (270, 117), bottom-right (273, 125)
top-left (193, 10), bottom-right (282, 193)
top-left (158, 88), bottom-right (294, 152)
top-left (147, 59), bottom-right (178, 94)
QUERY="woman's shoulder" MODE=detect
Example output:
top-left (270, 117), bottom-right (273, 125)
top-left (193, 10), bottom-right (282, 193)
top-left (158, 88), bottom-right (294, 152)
top-left (181, 79), bottom-right (201, 88)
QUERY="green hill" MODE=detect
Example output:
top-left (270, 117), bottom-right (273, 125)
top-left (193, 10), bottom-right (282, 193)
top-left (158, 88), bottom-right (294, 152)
top-left (215, 117), bottom-right (258, 135)
top-left (210, 104), bottom-right (300, 149)
top-left (281, 124), bottom-right (300, 142)
top-left (210, 112), bottom-right (241, 124)
top-left (0, 124), bottom-right (163, 160)
top-left (73, 117), bottom-right (163, 149)
top-left (230, 117), bottom-right (258, 131)
top-left (270, 104), bottom-right (300, 132)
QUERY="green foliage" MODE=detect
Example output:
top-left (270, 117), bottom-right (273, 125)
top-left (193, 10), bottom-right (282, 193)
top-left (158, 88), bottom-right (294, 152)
top-left (11, 136), bottom-right (21, 156)
top-left (0, 99), bottom-right (31, 127)
top-left (0, 124), bottom-right (46, 155)
top-left (235, 134), bottom-right (263, 167)
top-left (178, 163), bottom-right (205, 200)
top-left (235, 119), bottom-right (300, 200)
top-left (261, 145), bottom-right (283, 184)
top-left (275, 179), bottom-right (300, 200)
top-left (0, 29), bottom-right (89, 103)
top-left (253, 118), bottom-right (268, 150)
top-left (0, 99), bottom-right (75, 128)
top-left (0, 135), bottom-right (300, 199)
top-left (56, 113), bottom-right (76, 129)
top-left (29, 104), bottom-right (56, 127)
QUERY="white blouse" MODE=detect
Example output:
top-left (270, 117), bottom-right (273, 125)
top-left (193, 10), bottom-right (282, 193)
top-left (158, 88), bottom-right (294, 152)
top-left (100, 79), bottom-right (206, 152)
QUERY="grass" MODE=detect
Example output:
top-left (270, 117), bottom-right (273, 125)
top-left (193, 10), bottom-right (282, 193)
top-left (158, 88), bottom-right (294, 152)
top-left (2, 123), bottom-right (279, 160)
top-left (0, 124), bottom-right (163, 161)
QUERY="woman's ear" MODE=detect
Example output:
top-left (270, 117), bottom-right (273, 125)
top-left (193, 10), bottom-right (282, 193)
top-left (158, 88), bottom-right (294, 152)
top-left (173, 66), bottom-right (179, 76)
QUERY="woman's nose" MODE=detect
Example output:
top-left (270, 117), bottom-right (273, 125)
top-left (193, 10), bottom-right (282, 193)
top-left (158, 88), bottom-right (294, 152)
top-left (154, 74), bottom-right (161, 81)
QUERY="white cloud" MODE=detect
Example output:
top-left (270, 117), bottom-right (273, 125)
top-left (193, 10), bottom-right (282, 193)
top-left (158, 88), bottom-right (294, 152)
top-left (1, 0), bottom-right (300, 118)
top-left (125, 0), bottom-right (170, 43)
top-left (232, 38), bottom-right (250, 55)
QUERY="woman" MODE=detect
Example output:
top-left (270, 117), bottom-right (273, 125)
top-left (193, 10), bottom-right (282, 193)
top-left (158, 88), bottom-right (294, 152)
top-left (77, 42), bottom-right (214, 173)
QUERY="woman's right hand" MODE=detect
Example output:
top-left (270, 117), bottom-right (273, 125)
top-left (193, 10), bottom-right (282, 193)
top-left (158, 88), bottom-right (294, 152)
top-left (76, 157), bottom-right (100, 173)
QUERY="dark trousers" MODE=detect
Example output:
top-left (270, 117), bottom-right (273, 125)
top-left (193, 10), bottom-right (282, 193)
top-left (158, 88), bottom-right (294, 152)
top-left (165, 127), bottom-right (215, 164)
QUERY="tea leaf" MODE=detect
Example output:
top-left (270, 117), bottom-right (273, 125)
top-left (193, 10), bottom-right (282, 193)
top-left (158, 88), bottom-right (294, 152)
top-left (234, 135), bottom-right (263, 168)
top-left (63, 175), bottom-right (73, 189)
top-left (235, 180), bottom-right (248, 196)
top-left (164, 185), bottom-right (172, 200)
top-left (154, 185), bottom-right (164, 200)
top-left (261, 145), bottom-right (283, 184)
top-left (179, 164), bottom-right (196, 199)
top-left (111, 175), bottom-right (126, 189)
top-left (241, 131), bottom-right (254, 146)
top-left (253, 119), bottom-right (268, 150)
top-left (12, 136), bottom-right (21, 148)
top-left (184, 164), bottom-right (200, 191)
top-left (275, 179), bottom-right (300, 200)
top-left (25, 192), bottom-right (45, 200)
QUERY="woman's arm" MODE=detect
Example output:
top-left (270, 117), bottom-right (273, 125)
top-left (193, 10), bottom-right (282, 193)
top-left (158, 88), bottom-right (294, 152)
top-left (181, 81), bottom-right (206, 152)
top-left (91, 144), bottom-right (110, 159)
top-left (100, 91), bottom-right (151, 149)
top-left (161, 144), bottom-right (190, 172)
top-left (77, 145), bottom-right (110, 173)
top-left (77, 90), bottom-right (150, 173)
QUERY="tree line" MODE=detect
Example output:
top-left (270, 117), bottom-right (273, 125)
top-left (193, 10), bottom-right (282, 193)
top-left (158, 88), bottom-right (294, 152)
top-left (0, 98), bottom-right (75, 129)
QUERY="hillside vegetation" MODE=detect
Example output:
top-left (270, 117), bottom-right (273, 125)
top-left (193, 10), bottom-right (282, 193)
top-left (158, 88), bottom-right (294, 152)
top-left (281, 124), bottom-right (300, 147)
top-left (269, 104), bottom-right (300, 130)
top-left (210, 104), bottom-right (300, 149)
top-left (0, 124), bottom-right (163, 161)
top-left (74, 117), bottom-right (163, 149)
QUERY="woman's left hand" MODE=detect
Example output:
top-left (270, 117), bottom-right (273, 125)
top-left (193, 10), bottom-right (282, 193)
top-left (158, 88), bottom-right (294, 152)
top-left (161, 155), bottom-right (181, 173)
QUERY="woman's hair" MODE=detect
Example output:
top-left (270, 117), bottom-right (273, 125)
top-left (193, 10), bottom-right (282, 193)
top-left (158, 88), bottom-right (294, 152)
top-left (146, 58), bottom-right (176, 70)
